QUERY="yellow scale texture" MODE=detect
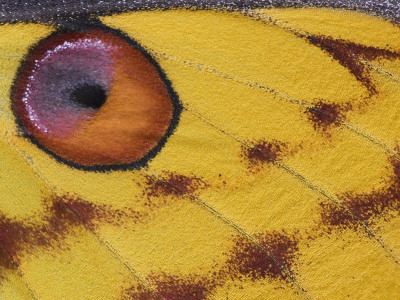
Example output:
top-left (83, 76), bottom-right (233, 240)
top-left (0, 8), bottom-right (399, 300)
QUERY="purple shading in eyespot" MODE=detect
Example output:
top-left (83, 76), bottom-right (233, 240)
top-left (21, 38), bottom-right (115, 137)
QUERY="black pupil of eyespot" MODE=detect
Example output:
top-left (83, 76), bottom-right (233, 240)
top-left (69, 83), bottom-right (107, 109)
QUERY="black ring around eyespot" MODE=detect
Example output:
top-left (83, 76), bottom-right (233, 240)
top-left (10, 18), bottom-right (183, 172)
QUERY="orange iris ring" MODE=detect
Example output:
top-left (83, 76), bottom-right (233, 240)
top-left (11, 21), bottom-right (182, 171)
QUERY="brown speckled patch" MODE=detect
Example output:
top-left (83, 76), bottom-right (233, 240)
top-left (143, 172), bottom-right (209, 203)
top-left (120, 231), bottom-right (302, 299)
top-left (0, 196), bottom-right (80, 264)
top-left (224, 231), bottom-right (300, 281)
top-left (306, 100), bottom-right (351, 131)
top-left (308, 35), bottom-right (400, 94)
top-left (0, 195), bottom-right (145, 267)
top-left (320, 156), bottom-right (400, 230)
top-left (123, 274), bottom-right (214, 300)
top-left (0, 247), bottom-right (14, 280)
top-left (152, 274), bottom-right (213, 300)
top-left (63, 197), bottom-right (145, 230)
top-left (242, 140), bottom-right (288, 172)
top-left (319, 202), bottom-right (359, 230)
top-left (121, 285), bottom-right (158, 300)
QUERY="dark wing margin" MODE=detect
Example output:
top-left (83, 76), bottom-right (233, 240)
top-left (0, 0), bottom-right (399, 24)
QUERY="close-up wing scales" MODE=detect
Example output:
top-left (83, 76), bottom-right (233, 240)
top-left (0, 3), bottom-right (400, 299)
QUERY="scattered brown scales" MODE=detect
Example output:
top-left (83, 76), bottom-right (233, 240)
top-left (306, 100), bottom-right (351, 131)
top-left (63, 197), bottom-right (145, 230)
top-left (143, 172), bottom-right (209, 200)
top-left (242, 140), bottom-right (288, 171)
top-left (224, 231), bottom-right (300, 281)
top-left (0, 247), bottom-right (14, 280)
top-left (319, 156), bottom-right (400, 230)
top-left (120, 232), bottom-right (301, 299)
top-left (0, 195), bottom-right (144, 268)
top-left (152, 274), bottom-right (213, 300)
top-left (308, 35), bottom-right (400, 94)
top-left (121, 286), bottom-right (157, 300)
top-left (0, 196), bottom-right (81, 265)
top-left (123, 274), bottom-right (214, 300)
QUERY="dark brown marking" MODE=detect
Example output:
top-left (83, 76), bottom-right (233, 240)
top-left (144, 172), bottom-right (209, 201)
top-left (308, 35), bottom-right (400, 93)
top-left (0, 196), bottom-right (81, 265)
top-left (224, 231), bottom-right (300, 281)
top-left (63, 197), bottom-right (145, 230)
top-left (152, 274), bottom-right (212, 300)
top-left (120, 232), bottom-right (303, 299)
top-left (0, 248), bottom-right (15, 280)
top-left (123, 274), bottom-right (214, 300)
top-left (319, 202), bottom-right (358, 230)
top-left (320, 156), bottom-right (400, 230)
top-left (306, 100), bottom-right (351, 131)
top-left (0, 195), bottom-right (144, 269)
top-left (121, 285), bottom-right (157, 300)
top-left (242, 140), bottom-right (287, 171)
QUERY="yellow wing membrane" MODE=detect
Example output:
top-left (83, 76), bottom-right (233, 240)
top-left (0, 7), bottom-right (400, 300)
